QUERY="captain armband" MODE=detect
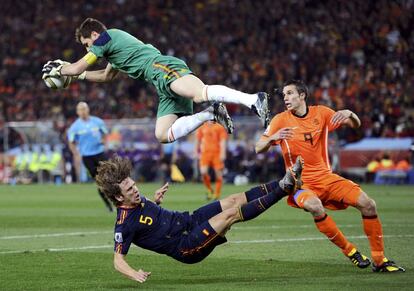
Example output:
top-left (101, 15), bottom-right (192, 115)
top-left (82, 52), bottom-right (98, 65)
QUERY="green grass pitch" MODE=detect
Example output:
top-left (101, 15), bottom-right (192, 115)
top-left (1, 183), bottom-right (413, 290)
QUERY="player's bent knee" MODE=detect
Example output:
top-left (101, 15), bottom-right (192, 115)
top-left (304, 198), bottom-right (325, 216)
top-left (155, 129), bottom-right (168, 143)
top-left (223, 208), bottom-right (240, 224)
top-left (361, 198), bottom-right (377, 215)
top-left (357, 192), bottom-right (377, 215)
top-left (226, 194), bottom-right (238, 205)
top-left (220, 194), bottom-right (240, 210)
top-left (193, 95), bottom-right (204, 104)
top-left (199, 167), bottom-right (208, 175)
top-left (193, 84), bottom-right (208, 103)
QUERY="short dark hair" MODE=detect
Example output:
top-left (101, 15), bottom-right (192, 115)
top-left (95, 156), bottom-right (132, 206)
top-left (75, 18), bottom-right (107, 43)
top-left (283, 79), bottom-right (309, 100)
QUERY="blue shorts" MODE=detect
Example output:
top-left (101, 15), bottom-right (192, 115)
top-left (173, 201), bottom-right (227, 264)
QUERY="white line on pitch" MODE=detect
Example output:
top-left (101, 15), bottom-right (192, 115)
top-left (0, 231), bottom-right (113, 240)
top-left (232, 222), bottom-right (414, 230)
top-left (2, 223), bottom-right (412, 240)
top-left (1, 234), bottom-right (413, 255)
top-left (0, 245), bottom-right (113, 255)
top-left (230, 234), bottom-right (414, 244)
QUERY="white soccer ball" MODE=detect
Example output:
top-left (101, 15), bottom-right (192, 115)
top-left (43, 74), bottom-right (72, 90)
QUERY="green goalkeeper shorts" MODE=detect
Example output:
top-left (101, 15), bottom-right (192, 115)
top-left (150, 55), bottom-right (194, 118)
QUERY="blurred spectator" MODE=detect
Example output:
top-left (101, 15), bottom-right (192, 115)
top-left (366, 156), bottom-right (381, 182)
top-left (379, 153), bottom-right (395, 170)
top-left (395, 157), bottom-right (412, 172)
top-left (374, 154), bottom-right (412, 185)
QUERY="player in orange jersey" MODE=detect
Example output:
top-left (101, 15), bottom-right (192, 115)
top-left (195, 121), bottom-right (228, 200)
top-left (255, 80), bottom-right (404, 273)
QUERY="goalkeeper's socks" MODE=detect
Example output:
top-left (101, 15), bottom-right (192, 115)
top-left (167, 108), bottom-right (214, 142)
top-left (239, 185), bottom-right (285, 221)
top-left (205, 85), bottom-right (258, 108)
top-left (245, 181), bottom-right (279, 202)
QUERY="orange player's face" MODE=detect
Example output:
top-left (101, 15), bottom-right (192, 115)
top-left (80, 31), bottom-right (100, 52)
top-left (282, 85), bottom-right (306, 112)
top-left (117, 177), bottom-right (142, 207)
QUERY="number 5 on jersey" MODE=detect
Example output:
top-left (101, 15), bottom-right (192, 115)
top-left (139, 215), bottom-right (153, 225)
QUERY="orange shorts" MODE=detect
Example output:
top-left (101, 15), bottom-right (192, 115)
top-left (199, 152), bottom-right (223, 170)
top-left (287, 173), bottom-right (362, 210)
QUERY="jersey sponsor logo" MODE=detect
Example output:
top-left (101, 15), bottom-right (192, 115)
top-left (115, 232), bottom-right (123, 243)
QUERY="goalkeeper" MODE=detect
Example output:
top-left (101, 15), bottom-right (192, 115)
top-left (42, 18), bottom-right (270, 143)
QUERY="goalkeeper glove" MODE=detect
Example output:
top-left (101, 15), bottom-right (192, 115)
top-left (42, 59), bottom-right (69, 77)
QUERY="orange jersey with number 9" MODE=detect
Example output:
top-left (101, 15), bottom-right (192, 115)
top-left (260, 105), bottom-right (340, 184)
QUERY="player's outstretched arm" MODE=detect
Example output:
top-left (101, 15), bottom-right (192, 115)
top-left (82, 63), bottom-right (119, 83)
top-left (60, 58), bottom-right (89, 76)
top-left (56, 54), bottom-right (118, 83)
top-left (331, 110), bottom-right (361, 128)
top-left (114, 253), bottom-right (151, 283)
top-left (255, 138), bottom-right (273, 153)
top-left (255, 127), bottom-right (295, 153)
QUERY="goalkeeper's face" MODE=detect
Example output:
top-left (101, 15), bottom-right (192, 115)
top-left (80, 31), bottom-right (100, 52)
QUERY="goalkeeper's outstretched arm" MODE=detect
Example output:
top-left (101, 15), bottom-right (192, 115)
top-left (60, 58), bottom-right (89, 76)
top-left (60, 61), bottom-right (118, 83)
top-left (82, 63), bottom-right (119, 82)
top-left (59, 50), bottom-right (119, 82)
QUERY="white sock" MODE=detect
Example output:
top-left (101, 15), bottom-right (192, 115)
top-left (167, 109), bottom-right (214, 142)
top-left (205, 85), bottom-right (258, 108)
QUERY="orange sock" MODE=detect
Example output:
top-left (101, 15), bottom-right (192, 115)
top-left (215, 176), bottom-right (223, 199)
top-left (314, 214), bottom-right (355, 255)
top-left (202, 174), bottom-right (212, 192)
top-left (362, 215), bottom-right (385, 265)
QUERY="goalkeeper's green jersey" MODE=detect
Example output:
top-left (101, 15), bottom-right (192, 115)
top-left (88, 29), bottom-right (162, 81)
top-left (86, 28), bottom-right (194, 118)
